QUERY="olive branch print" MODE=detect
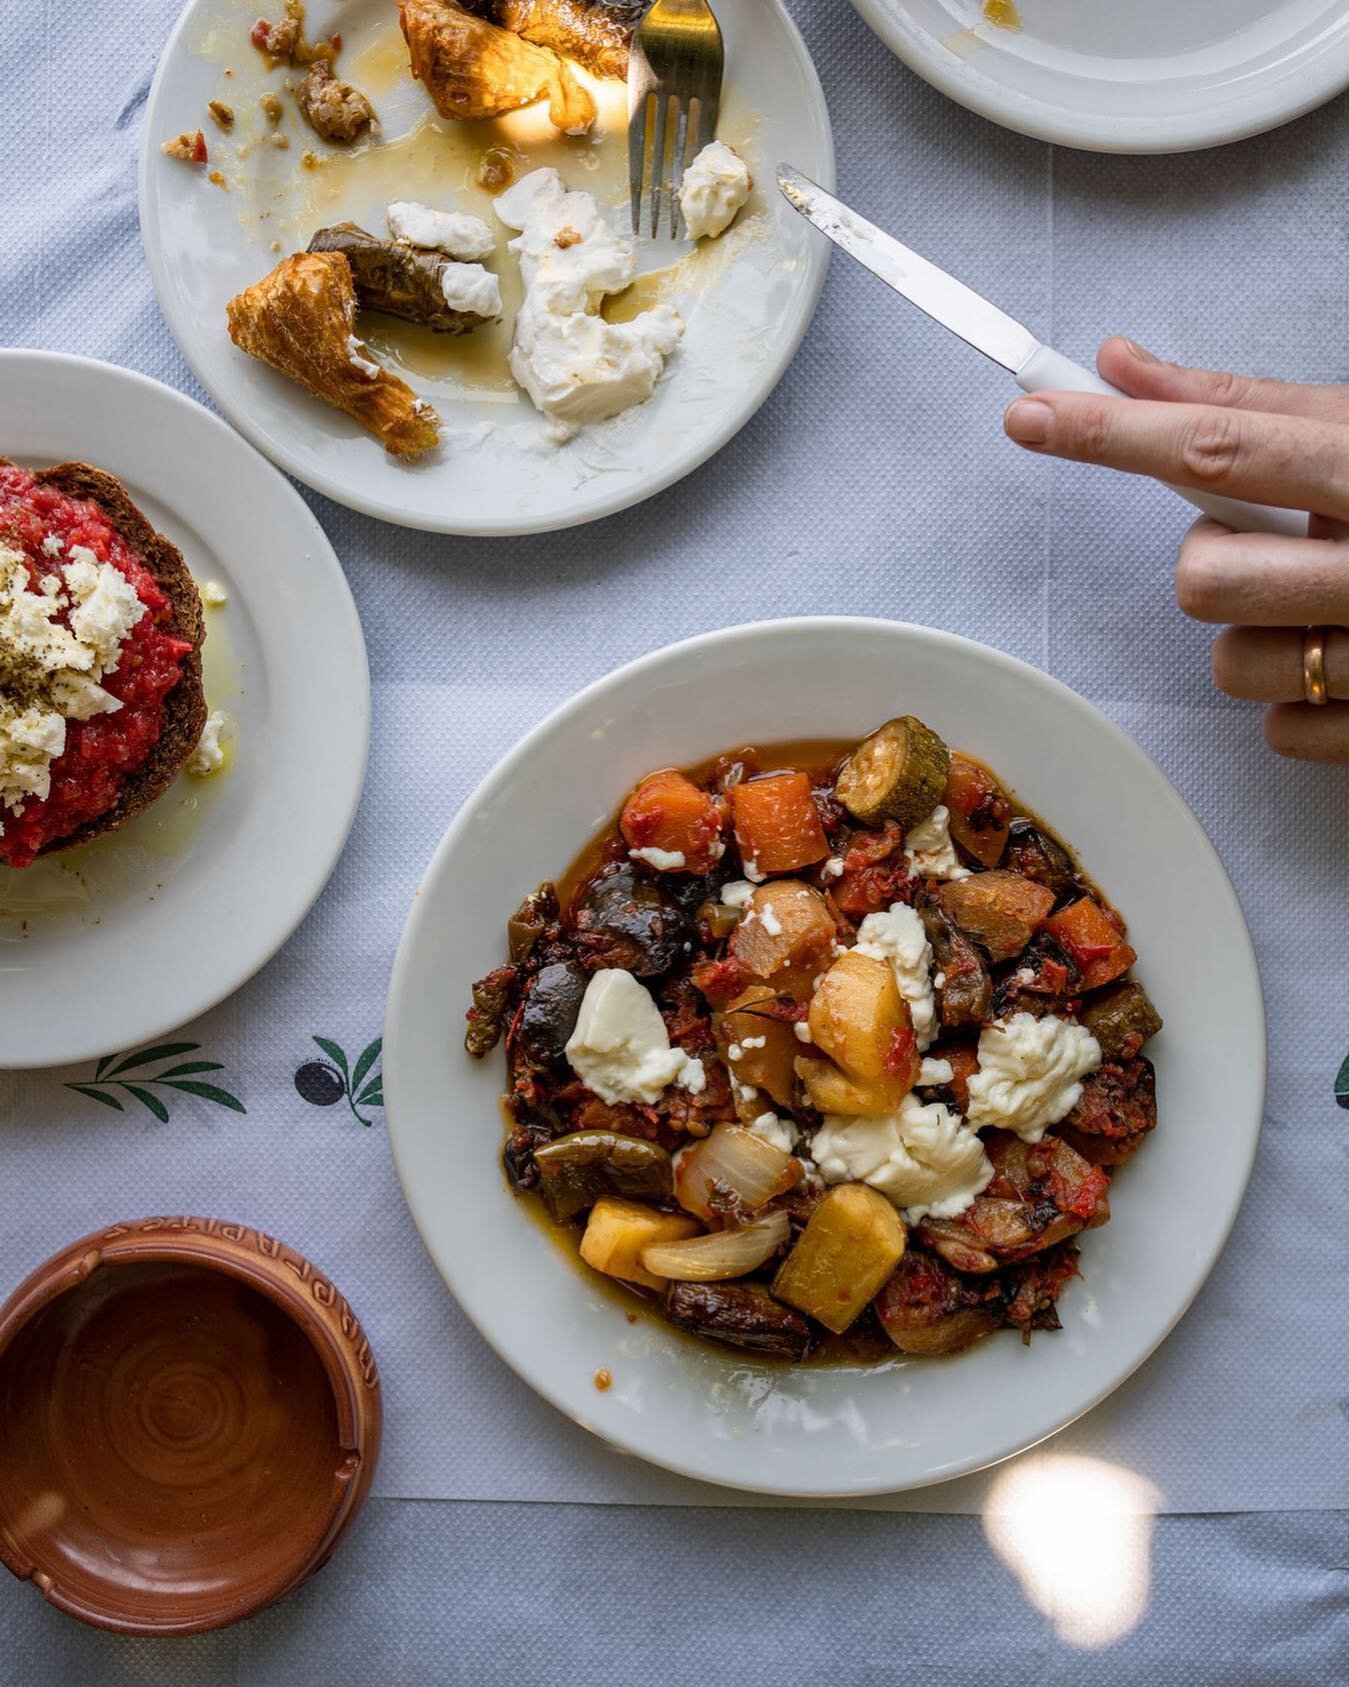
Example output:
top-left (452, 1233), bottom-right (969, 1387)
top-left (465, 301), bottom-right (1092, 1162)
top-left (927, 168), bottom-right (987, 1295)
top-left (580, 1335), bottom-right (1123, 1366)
top-left (1336, 1048), bottom-right (1349, 1112)
top-left (66, 1043), bottom-right (246, 1123)
top-left (294, 1036), bottom-right (383, 1126)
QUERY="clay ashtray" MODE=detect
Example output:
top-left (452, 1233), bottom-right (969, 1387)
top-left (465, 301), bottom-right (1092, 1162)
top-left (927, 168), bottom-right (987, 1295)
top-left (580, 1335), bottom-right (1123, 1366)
top-left (0, 1217), bottom-right (381, 1635)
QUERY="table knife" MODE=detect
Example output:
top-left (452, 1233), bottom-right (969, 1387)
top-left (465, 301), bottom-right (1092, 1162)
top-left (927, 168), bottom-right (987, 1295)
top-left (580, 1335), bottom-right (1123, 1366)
top-left (778, 167), bottom-right (1302, 537)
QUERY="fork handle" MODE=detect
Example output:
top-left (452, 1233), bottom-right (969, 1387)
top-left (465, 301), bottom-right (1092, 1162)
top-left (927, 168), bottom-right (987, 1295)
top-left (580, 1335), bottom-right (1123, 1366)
top-left (1016, 345), bottom-right (1305, 537)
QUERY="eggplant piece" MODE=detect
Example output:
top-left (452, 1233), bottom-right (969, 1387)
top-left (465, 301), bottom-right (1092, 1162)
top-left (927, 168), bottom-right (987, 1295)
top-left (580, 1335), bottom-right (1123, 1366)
top-left (455, 0), bottom-right (645, 78)
top-left (918, 1131), bottom-right (1109, 1273)
top-left (308, 223), bottom-right (489, 332)
top-left (1079, 981), bottom-right (1163, 1060)
top-left (533, 1130), bottom-right (672, 1219)
top-left (663, 1281), bottom-right (814, 1361)
top-left (918, 891), bottom-right (992, 1030)
top-left (1003, 818), bottom-right (1082, 907)
top-left (1057, 1058), bottom-right (1157, 1166)
top-left (572, 864), bottom-right (690, 977)
top-left (990, 934), bottom-right (1081, 1021)
top-left (874, 1244), bottom-right (1002, 1356)
top-left (507, 881), bottom-right (559, 962)
top-left (999, 1240), bottom-right (1081, 1339)
top-left (465, 963), bottom-right (519, 1056)
top-left (933, 871), bottom-right (1056, 963)
top-left (516, 961), bottom-right (587, 1062)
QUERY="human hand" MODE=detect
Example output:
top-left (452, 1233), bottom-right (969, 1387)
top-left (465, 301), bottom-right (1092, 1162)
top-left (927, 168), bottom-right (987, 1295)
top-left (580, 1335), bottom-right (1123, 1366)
top-left (1003, 335), bottom-right (1349, 762)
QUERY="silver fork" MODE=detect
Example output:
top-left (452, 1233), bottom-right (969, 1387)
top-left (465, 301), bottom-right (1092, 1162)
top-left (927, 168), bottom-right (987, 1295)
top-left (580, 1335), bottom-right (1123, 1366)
top-left (627, 0), bottom-right (725, 241)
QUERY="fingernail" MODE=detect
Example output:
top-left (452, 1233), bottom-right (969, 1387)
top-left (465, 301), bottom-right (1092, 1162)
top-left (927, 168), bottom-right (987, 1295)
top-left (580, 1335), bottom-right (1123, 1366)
top-left (1004, 398), bottom-right (1053, 446)
top-left (1122, 337), bottom-right (1157, 363)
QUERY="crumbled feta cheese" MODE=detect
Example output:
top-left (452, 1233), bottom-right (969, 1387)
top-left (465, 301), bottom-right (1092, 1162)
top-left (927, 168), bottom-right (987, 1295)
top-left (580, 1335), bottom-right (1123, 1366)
top-left (387, 200), bottom-right (496, 260)
top-left (758, 902), bottom-right (783, 938)
top-left (904, 805), bottom-right (970, 881)
top-left (679, 140), bottom-right (751, 241)
top-left (740, 1035), bottom-right (766, 1050)
top-left (0, 542), bottom-right (138, 822)
top-left (918, 1057), bottom-right (954, 1086)
top-left (966, 1012), bottom-right (1102, 1142)
top-left (854, 901), bottom-right (938, 1050)
top-left (346, 335), bottom-right (381, 380)
top-left (62, 549), bottom-right (146, 675)
top-left (813, 1092), bottom-right (992, 1221)
top-left (564, 969), bottom-right (705, 1104)
top-left (199, 579), bottom-right (229, 607)
top-left (793, 1021), bottom-right (813, 1043)
top-left (629, 845), bottom-right (685, 871)
top-left (1015, 966), bottom-right (1035, 984)
top-left (440, 261), bottom-right (502, 319)
top-left (727, 1043), bottom-right (743, 1062)
top-left (821, 855), bottom-right (845, 880)
top-left (41, 535), bottom-right (64, 559)
top-left (748, 1112), bottom-right (797, 1155)
top-left (495, 169), bottom-right (683, 440)
top-left (720, 879), bottom-right (755, 910)
top-left (742, 855), bottom-right (765, 883)
top-left (186, 709), bottom-right (229, 777)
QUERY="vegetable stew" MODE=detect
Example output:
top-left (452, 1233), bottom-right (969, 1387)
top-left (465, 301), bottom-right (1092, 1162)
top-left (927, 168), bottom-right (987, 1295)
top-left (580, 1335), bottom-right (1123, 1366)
top-left (465, 722), bottom-right (1161, 1365)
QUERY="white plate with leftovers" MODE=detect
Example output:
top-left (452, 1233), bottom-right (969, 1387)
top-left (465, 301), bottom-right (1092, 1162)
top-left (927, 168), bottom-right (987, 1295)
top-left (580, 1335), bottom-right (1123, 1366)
top-left (851, 0), bottom-right (1349, 154)
top-left (139, 0), bottom-right (834, 534)
top-left (0, 351), bottom-right (368, 1068)
top-left (383, 617), bottom-right (1265, 1495)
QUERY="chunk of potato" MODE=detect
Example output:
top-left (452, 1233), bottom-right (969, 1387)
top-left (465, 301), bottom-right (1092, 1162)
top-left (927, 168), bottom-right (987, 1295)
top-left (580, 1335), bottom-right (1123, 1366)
top-left (772, 1184), bottom-right (907, 1333)
top-left (730, 881), bottom-right (836, 998)
top-left (795, 1056), bottom-right (907, 1118)
top-left (808, 950), bottom-right (906, 1081)
top-left (717, 985), bottom-right (801, 1109)
top-left (580, 1198), bottom-right (702, 1292)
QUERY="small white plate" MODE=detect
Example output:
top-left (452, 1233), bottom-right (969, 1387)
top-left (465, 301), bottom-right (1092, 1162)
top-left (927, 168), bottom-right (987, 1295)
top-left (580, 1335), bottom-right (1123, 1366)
top-left (139, 0), bottom-right (833, 535)
top-left (383, 618), bottom-right (1265, 1497)
top-left (851, 0), bottom-right (1349, 153)
top-left (0, 351), bottom-right (369, 1069)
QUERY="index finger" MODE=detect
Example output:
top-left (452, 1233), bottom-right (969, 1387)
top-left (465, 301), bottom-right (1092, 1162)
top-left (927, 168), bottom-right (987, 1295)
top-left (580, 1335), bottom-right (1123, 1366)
top-left (1004, 392), bottom-right (1349, 521)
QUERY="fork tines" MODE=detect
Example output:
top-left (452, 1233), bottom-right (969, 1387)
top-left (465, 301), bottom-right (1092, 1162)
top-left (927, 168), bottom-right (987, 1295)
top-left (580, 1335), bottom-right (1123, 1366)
top-left (627, 0), bottom-right (725, 241)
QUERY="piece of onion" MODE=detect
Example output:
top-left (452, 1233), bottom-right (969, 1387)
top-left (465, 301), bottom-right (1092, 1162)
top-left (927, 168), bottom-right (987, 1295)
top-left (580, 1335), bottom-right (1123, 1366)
top-left (641, 1210), bottom-right (791, 1282)
top-left (673, 1124), bottom-right (796, 1220)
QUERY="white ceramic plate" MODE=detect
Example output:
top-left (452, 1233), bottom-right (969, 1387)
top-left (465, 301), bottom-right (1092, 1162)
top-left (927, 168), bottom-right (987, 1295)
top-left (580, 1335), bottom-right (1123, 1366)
top-left (0, 351), bottom-right (369, 1069)
top-left (384, 618), bottom-right (1265, 1496)
top-left (851, 0), bottom-right (1349, 153)
top-left (138, 0), bottom-right (833, 535)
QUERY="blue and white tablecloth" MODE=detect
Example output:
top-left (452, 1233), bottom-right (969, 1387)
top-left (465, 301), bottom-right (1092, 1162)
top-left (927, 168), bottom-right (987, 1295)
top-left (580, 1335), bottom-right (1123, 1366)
top-left (1, 0), bottom-right (1345, 1677)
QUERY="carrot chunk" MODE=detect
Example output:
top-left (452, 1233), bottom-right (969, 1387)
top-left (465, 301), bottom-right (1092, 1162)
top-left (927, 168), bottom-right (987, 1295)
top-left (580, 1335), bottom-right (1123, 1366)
top-left (620, 769), bottom-right (723, 873)
top-left (730, 773), bottom-right (829, 875)
top-left (1044, 897), bottom-right (1137, 991)
top-left (943, 754), bottom-right (1011, 868)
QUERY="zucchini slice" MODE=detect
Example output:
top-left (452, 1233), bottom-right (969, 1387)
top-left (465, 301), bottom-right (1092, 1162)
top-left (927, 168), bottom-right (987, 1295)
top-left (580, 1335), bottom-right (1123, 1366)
top-left (836, 716), bottom-right (950, 829)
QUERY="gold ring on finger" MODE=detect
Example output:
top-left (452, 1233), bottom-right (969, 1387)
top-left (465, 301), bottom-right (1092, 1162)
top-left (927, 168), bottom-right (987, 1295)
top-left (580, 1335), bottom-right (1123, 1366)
top-left (1303, 626), bottom-right (1330, 706)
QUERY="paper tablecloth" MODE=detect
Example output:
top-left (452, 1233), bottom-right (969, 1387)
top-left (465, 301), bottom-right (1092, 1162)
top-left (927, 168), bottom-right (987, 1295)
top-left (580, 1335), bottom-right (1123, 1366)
top-left (1, 0), bottom-right (1347, 1524)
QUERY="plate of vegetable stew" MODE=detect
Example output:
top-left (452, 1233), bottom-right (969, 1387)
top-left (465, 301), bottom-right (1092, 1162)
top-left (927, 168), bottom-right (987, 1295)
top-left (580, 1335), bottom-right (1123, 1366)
top-left (384, 619), bottom-right (1264, 1495)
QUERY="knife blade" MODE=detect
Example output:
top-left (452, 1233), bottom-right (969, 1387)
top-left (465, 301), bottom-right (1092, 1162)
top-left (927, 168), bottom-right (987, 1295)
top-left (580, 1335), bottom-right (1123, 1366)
top-left (777, 166), bottom-right (1302, 537)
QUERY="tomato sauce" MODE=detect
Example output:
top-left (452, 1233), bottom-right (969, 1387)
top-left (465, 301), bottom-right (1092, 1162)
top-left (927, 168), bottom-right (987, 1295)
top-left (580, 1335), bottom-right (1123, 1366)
top-left (0, 466), bottom-right (192, 867)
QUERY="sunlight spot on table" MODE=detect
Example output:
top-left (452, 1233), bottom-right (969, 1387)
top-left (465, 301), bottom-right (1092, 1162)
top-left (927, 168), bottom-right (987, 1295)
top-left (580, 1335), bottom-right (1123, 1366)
top-left (982, 1453), bottom-right (1160, 1648)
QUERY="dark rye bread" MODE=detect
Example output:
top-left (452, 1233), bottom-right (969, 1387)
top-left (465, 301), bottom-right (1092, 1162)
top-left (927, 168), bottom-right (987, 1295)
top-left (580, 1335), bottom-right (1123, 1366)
top-left (1, 460), bottom-right (207, 858)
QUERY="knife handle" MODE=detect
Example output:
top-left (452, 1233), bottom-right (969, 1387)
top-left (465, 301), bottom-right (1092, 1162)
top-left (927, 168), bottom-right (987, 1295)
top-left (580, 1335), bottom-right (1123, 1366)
top-left (1016, 345), bottom-right (1306, 538)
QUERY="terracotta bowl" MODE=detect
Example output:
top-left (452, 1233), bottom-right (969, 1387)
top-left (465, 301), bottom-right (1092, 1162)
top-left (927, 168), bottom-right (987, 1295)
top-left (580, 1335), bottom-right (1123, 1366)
top-left (0, 1217), bottom-right (381, 1636)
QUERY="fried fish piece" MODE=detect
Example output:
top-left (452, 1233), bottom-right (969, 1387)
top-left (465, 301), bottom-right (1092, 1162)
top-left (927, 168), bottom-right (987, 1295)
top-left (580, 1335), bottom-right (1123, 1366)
top-left (226, 251), bottom-right (440, 458)
top-left (454, 0), bottom-right (644, 79)
top-left (398, 0), bottom-right (595, 133)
